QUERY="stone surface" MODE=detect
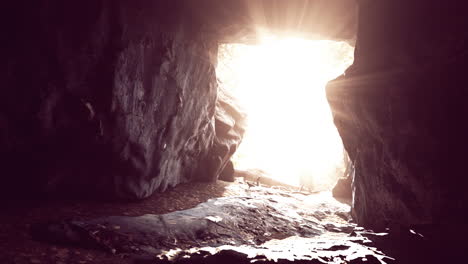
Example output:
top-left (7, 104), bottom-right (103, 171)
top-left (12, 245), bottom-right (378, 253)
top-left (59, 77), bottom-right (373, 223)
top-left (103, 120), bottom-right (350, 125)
top-left (332, 157), bottom-right (353, 199)
top-left (32, 187), bottom-right (395, 263)
top-left (326, 0), bottom-right (468, 228)
top-left (32, 189), bottom-right (353, 253)
top-left (31, 185), bottom-right (466, 263)
top-left (332, 175), bottom-right (352, 200)
top-left (1, 0), bottom-right (219, 199)
top-left (218, 161), bottom-right (236, 182)
top-left (0, 0), bottom-right (356, 200)
top-left (211, 89), bottom-right (246, 182)
top-left (4, 0), bottom-right (468, 235)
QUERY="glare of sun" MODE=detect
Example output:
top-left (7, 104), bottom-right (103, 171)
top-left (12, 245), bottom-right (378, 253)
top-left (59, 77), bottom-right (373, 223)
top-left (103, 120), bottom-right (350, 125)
top-left (217, 36), bottom-right (354, 189)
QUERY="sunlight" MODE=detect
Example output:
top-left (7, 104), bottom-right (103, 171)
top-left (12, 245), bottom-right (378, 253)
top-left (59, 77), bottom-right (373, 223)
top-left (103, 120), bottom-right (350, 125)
top-left (217, 36), bottom-right (354, 189)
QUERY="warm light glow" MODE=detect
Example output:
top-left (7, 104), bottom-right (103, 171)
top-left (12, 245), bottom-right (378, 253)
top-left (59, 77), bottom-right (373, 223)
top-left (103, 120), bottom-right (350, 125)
top-left (217, 36), bottom-right (354, 189)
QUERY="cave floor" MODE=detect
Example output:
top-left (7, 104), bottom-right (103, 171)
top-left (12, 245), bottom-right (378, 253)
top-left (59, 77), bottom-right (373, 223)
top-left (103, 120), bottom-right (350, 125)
top-left (0, 178), bottom-right (444, 264)
top-left (0, 180), bottom-right (235, 264)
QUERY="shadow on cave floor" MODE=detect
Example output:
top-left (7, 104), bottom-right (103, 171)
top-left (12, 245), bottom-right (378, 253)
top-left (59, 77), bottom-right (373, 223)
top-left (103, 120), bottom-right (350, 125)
top-left (0, 175), bottom-right (356, 264)
top-left (0, 181), bottom-right (231, 219)
top-left (0, 176), bottom-right (463, 264)
top-left (0, 180), bottom-right (233, 264)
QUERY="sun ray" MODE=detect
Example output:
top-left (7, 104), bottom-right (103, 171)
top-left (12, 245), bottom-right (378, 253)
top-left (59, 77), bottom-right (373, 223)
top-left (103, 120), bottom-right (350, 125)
top-left (217, 37), bottom-right (354, 189)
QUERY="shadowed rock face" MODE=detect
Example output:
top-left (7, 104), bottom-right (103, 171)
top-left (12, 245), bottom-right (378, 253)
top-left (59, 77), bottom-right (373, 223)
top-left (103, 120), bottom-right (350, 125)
top-left (3, 0), bottom-right (468, 254)
top-left (213, 89), bottom-right (246, 182)
top-left (0, 0), bottom-right (356, 200)
top-left (3, 0), bottom-right (468, 233)
top-left (1, 0), bottom-right (219, 199)
top-left (327, 0), bottom-right (468, 228)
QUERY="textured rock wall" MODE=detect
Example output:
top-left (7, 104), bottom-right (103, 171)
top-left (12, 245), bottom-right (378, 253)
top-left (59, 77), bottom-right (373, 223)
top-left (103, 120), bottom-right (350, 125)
top-left (212, 89), bottom-right (246, 182)
top-left (1, 0), bottom-right (220, 200)
top-left (327, 0), bottom-right (468, 228)
top-left (1, 0), bottom-right (357, 200)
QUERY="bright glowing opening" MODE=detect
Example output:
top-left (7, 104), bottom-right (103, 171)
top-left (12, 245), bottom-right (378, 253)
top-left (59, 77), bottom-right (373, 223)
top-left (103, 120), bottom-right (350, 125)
top-left (217, 36), bottom-right (354, 190)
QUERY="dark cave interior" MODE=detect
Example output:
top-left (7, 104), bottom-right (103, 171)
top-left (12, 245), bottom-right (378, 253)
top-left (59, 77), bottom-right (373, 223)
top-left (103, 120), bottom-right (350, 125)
top-left (1, 0), bottom-right (468, 263)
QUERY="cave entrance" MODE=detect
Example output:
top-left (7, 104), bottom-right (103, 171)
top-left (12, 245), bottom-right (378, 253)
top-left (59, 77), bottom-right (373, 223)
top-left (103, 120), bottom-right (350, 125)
top-left (216, 36), bottom-right (354, 191)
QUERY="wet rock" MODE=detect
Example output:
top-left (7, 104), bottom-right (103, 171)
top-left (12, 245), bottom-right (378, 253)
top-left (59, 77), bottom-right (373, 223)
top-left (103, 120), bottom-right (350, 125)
top-left (145, 234), bottom-right (392, 264)
top-left (31, 188), bottom-right (352, 255)
top-left (214, 250), bottom-right (249, 262)
top-left (32, 188), bottom-right (465, 263)
top-left (348, 255), bottom-right (381, 264)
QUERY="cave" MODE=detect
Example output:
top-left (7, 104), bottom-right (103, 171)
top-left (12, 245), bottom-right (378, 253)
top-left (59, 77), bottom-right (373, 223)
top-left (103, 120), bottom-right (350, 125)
top-left (1, 0), bottom-right (468, 263)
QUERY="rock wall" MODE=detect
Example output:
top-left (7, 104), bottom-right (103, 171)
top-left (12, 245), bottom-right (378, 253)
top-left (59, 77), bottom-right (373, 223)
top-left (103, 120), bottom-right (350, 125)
top-left (1, 0), bottom-right (220, 200)
top-left (4, 0), bottom-right (468, 231)
top-left (332, 151), bottom-right (352, 199)
top-left (212, 89), bottom-right (246, 182)
top-left (327, 0), bottom-right (468, 228)
top-left (1, 0), bottom-right (357, 200)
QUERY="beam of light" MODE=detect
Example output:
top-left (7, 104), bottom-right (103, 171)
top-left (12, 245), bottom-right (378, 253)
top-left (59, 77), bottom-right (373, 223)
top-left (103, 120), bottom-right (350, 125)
top-left (217, 36), bottom-right (354, 189)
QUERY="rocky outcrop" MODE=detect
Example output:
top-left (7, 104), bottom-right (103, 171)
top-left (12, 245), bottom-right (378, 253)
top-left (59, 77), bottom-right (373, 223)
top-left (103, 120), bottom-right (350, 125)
top-left (212, 90), bottom-right (246, 182)
top-left (332, 175), bottom-right (352, 200)
top-left (33, 186), bottom-right (465, 264)
top-left (327, 0), bottom-right (468, 228)
top-left (1, 0), bottom-right (356, 200)
top-left (219, 161), bottom-right (236, 182)
top-left (332, 153), bottom-right (353, 199)
top-left (31, 187), bottom-right (359, 260)
top-left (1, 0), bottom-right (220, 200)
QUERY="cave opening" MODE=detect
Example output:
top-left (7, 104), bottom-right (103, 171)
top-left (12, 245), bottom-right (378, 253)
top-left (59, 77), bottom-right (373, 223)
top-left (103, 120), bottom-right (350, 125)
top-left (3, 0), bottom-right (468, 262)
top-left (216, 36), bottom-right (354, 191)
